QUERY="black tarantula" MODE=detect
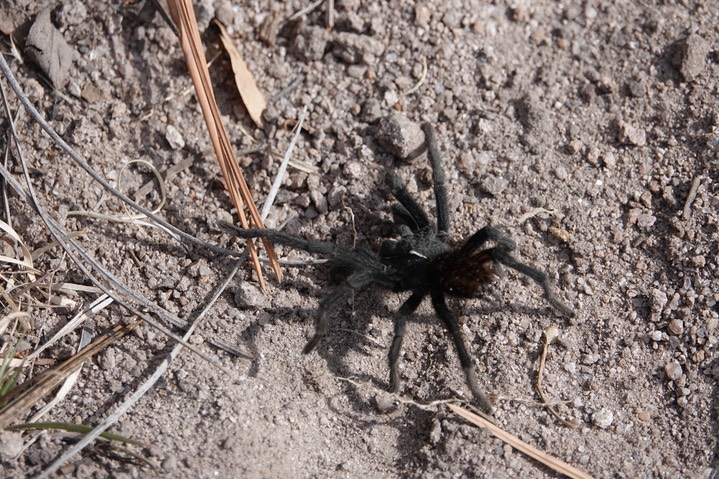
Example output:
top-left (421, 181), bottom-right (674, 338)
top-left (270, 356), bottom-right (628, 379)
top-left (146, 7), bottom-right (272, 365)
top-left (220, 123), bottom-right (574, 414)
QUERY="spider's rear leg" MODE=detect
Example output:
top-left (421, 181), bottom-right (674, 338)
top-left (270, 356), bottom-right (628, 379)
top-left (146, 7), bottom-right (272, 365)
top-left (431, 289), bottom-right (494, 414)
top-left (465, 226), bottom-right (575, 317)
top-left (303, 270), bottom-right (373, 353)
top-left (493, 251), bottom-right (575, 317)
top-left (388, 288), bottom-right (427, 393)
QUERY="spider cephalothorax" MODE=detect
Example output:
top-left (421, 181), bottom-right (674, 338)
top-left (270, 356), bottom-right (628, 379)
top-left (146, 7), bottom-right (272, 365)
top-left (220, 123), bottom-right (574, 414)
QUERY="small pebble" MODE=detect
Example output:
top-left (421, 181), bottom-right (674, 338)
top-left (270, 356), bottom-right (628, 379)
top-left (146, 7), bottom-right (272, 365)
top-left (0, 431), bottom-right (23, 459)
top-left (668, 319), bottom-right (684, 335)
top-left (567, 139), bottom-right (583, 154)
top-left (292, 26), bottom-right (329, 62)
top-left (414, 5), bottom-right (431, 27)
top-left (649, 288), bottom-right (668, 322)
top-left (480, 174), bottom-right (508, 196)
top-left (617, 121), bottom-right (646, 147)
top-left (592, 408), bottom-right (614, 429)
top-left (234, 282), bottom-right (264, 309)
top-left (665, 360), bottom-right (683, 381)
top-left (602, 151), bottom-right (616, 169)
top-left (161, 455), bottom-right (178, 472)
top-left (374, 393), bottom-right (396, 413)
top-left (331, 31), bottom-right (385, 64)
top-left (675, 34), bottom-right (710, 82)
top-left (649, 330), bottom-right (663, 342)
top-left (165, 125), bottom-right (185, 150)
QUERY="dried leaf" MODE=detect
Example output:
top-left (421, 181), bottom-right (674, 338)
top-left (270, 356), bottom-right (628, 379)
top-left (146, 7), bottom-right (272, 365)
top-left (215, 20), bottom-right (267, 126)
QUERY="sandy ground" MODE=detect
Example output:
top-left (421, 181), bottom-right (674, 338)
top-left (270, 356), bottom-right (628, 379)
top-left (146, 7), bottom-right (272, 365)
top-left (1, 0), bottom-right (718, 477)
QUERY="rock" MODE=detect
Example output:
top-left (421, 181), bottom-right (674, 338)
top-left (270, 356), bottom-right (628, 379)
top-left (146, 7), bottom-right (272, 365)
top-left (616, 121), bottom-right (647, 147)
top-left (331, 32), bottom-right (385, 64)
top-left (673, 34), bottom-right (710, 82)
top-left (649, 289), bottom-right (668, 322)
top-left (361, 98), bottom-right (382, 123)
top-left (376, 113), bottom-right (424, 160)
top-left (0, 431), bottom-right (23, 459)
top-left (665, 360), bottom-right (683, 381)
top-left (234, 282), bottom-right (265, 309)
top-left (668, 319), bottom-right (684, 335)
top-left (592, 408), bottom-right (614, 429)
top-left (374, 393), bottom-right (396, 413)
top-left (292, 26), bottom-right (329, 62)
top-left (165, 125), bottom-right (185, 150)
top-left (515, 93), bottom-right (552, 153)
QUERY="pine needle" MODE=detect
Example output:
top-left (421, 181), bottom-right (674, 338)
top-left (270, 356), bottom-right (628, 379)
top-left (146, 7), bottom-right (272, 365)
top-left (166, 0), bottom-right (281, 288)
top-left (448, 404), bottom-right (594, 479)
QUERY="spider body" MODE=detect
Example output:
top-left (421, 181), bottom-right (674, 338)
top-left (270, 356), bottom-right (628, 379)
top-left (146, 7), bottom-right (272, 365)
top-left (220, 123), bottom-right (574, 414)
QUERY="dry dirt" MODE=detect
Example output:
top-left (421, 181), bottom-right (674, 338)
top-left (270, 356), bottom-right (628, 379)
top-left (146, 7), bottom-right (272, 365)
top-left (1, 0), bottom-right (718, 478)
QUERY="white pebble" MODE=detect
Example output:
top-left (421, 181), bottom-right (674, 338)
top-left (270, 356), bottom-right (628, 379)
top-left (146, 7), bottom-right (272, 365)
top-left (592, 408), bottom-right (614, 429)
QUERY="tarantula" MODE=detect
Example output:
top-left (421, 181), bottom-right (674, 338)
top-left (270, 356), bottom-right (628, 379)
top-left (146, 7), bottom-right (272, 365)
top-left (220, 123), bottom-right (574, 414)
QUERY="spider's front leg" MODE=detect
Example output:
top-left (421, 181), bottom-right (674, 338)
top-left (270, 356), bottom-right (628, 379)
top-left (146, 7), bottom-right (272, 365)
top-left (218, 220), bottom-right (336, 255)
top-left (421, 123), bottom-right (449, 237)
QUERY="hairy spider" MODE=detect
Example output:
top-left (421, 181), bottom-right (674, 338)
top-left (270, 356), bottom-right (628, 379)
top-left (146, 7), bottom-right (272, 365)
top-left (220, 123), bottom-right (574, 414)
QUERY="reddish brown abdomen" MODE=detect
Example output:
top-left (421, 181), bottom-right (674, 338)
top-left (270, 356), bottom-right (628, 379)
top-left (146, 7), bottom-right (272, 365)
top-left (432, 250), bottom-right (494, 297)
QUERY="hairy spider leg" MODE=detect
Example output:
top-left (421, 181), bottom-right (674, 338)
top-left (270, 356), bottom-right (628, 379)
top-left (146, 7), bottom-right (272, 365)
top-left (388, 174), bottom-right (431, 234)
top-left (388, 288), bottom-right (428, 393)
top-left (463, 226), bottom-right (575, 317)
top-left (491, 250), bottom-right (576, 317)
top-left (390, 204), bottom-right (420, 237)
top-left (430, 289), bottom-right (493, 414)
top-left (303, 270), bottom-right (374, 353)
top-left (222, 221), bottom-right (401, 351)
top-left (421, 123), bottom-right (449, 237)
top-left (219, 221), bottom-right (336, 255)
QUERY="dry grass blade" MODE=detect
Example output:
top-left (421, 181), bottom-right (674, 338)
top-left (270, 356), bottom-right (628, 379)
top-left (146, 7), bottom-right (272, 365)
top-left (166, 0), bottom-right (281, 288)
top-left (261, 105), bottom-right (308, 221)
top-left (27, 325), bottom-right (94, 423)
top-left (536, 326), bottom-right (577, 428)
top-left (448, 404), bottom-right (595, 479)
top-left (0, 321), bottom-right (138, 429)
top-left (8, 422), bottom-right (143, 446)
top-left (1, 219), bottom-right (36, 277)
top-left (215, 20), bottom-right (266, 127)
top-left (27, 295), bottom-right (112, 361)
top-left (36, 256), bottom-right (247, 478)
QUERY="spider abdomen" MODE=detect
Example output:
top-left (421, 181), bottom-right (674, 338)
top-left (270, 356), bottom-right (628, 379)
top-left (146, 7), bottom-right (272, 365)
top-left (432, 250), bottom-right (495, 297)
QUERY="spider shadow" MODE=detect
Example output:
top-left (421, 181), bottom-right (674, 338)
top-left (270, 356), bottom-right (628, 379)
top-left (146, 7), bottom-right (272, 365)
top-left (708, 355), bottom-right (719, 472)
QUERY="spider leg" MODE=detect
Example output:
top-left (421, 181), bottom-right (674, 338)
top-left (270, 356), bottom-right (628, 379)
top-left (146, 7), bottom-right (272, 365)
top-left (391, 204), bottom-right (420, 236)
top-left (388, 288), bottom-right (427, 393)
top-left (421, 123), bottom-right (449, 238)
top-left (465, 226), bottom-right (575, 316)
top-left (388, 174), bottom-right (431, 233)
top-left (461, 225), bottom-right (516, 253)
top-left (219, 221), bottom-right (336, 255)
top-left (303, 270), bottom-right (374, 353)
top-left (430, 289), bottom-right (493, 414)
top-left (491, 249), bottom-right (576, 317)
